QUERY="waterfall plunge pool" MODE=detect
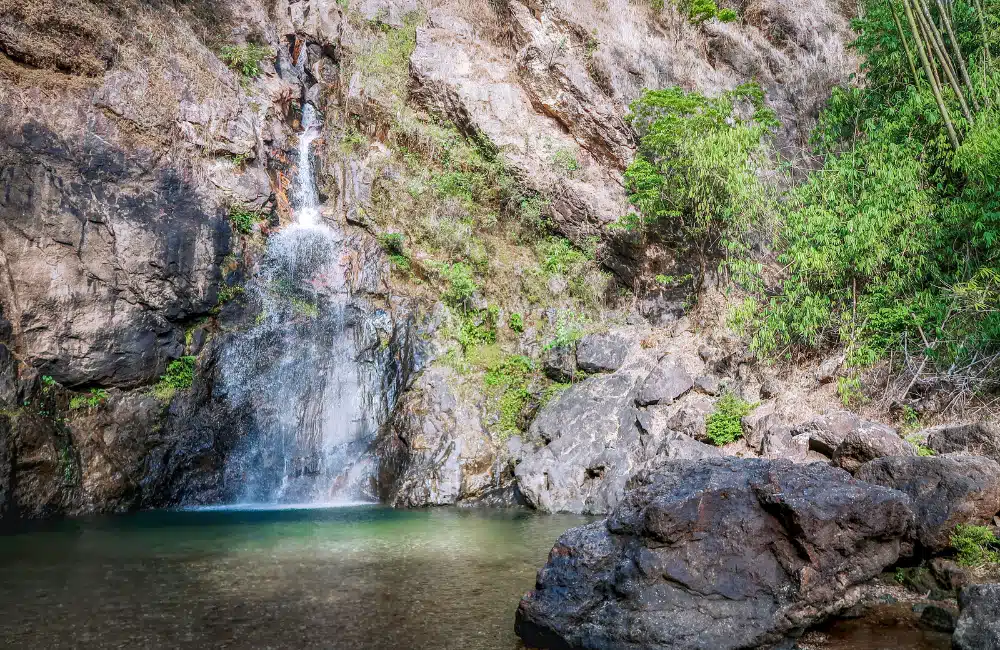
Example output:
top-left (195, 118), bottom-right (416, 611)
top-left (0, 506), bottom-right (590, 649)
top-left (0, 505), bottom-right (952, 649)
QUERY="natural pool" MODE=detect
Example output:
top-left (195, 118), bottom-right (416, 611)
top-left (0, 505), bottom-right (954, 650)
top-left (0, 506), bottom-right (590, 649)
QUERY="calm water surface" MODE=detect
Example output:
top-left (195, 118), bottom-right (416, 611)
top-left (0, 506), bottom-right (590, 649)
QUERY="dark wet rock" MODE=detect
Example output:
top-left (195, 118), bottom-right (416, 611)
top-left (833, 426), bottom-right (916, 474)
top-left (930, 557), bottom-right (972, 592)
top-left (575, 333), bottom-right (630, 374)
top-left (515, 458), bottom-right (912, 650)
top-left (954, 584), bottom-right (1000, 649)
top-left (0, 414), bottom-right (12, 518)
top-left (635, 356), bottom-right (693, 406)
top-left (918, 604), bottom-right (957, 633)
top-left (855, 454), bottom-right (1000, 552)
top-left (543, 345), bottom-right (577, 382)
top-left (793, 411), bottom-right (873, 456)
top-left (927, 422), bottom-right (1000, 464)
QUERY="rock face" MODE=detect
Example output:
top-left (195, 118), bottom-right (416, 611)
top-left (927, 422), bottom-right (1000, 464)
top-left (855, 454), bottom-right (1000, 552)
top-left (954, 584), bottom-right (1000, 650)
top-left (516, 458), bottom-right (912, 650)
top-left (374, 366), bottom-right (512, 507)
top-left (832, 426), bottom-right (916, 474)
top-left (793, 411), bottom-right (887, 456)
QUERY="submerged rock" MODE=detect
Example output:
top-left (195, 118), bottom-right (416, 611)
top-left (855, 454), bottom-right (1000, 552)
top-left (516, 458), bottom-right (912, 650)
top-left (954, 584), bottom-right (1000, 649)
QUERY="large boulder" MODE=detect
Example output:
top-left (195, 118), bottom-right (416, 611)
top-left (832, 426), bottom-right (917, 474)
top-left (954, 584), bottom-right (1000, 650)
top-left (855, 454), bottom-right (1000, 552)
top-left (575, 332), bottom-right (631, 374)
top-left (927, 422), bottom-right (1000, 464)
top-left (635, 356), bottom-right (694, 406)
top-left (793, 411), bottom-right (892, 456)
top-left (515, 458), bottom-right (912, 650)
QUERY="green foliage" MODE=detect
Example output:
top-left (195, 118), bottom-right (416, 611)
top-left (836, 375), bottom-right (866, 406)
top-left (41, 375), bottom-right (56, 391)
top-left (290, 297), bottom-right (319, 318)
top-left (508, 312), bottom-right (525, 333)
top-left (436, 262), bottom-right (478, 307)
top-left (738, 0), bottom-right (1000, 379)
top-left (672, 0), bottom-right (738, 23)
top-left (483, 355), bottom-right (534, 440)
top-left (705, 392), bottom-right (755, 446)
top-left (228, 206), bottom-right (260, 235)
top-left (152, 357), bottom-right (196, 402)
top-left (951, 524), bottom-right (1000, 567)
top-left (551, 148), bottom-right (581, 174)
top-left (624, 83), bottom-right (777, 265)
top-left (69, 388), bottom-right (109, 411)
top-left (544, 311), bottom-right (588, 351)
top-left (219, 43), bottom-right (273, 79)
top-left (538, 237), bottom-right (588, 275)
top-left (458, 306), bottom-right (499, 350)
top-left (717, 7), bottom-right (738, 22)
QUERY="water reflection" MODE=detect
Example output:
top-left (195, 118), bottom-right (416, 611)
top-left (0, 506), bottom-right (589, 649)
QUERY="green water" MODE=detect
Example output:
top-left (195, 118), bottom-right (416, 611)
top-left (0, 506), bottom-right (590, 649)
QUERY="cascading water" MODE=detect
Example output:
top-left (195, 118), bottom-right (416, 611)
top-left (218, 99), bottom-right (379, 505)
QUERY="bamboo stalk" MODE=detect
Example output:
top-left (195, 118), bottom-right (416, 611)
top-left (917, 0), bottom-right (974, 125)
top-left (936, 0), bottom-right (981, 111)
top-left (902, 0), bottom-right (961, 148)
top-left (892, 3), bottom-right (922, 85)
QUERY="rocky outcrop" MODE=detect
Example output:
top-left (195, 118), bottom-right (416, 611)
top-left (855, 454), bottom-right (1000, 552)
top-left (954, 584), bottom-right (1000, 650)
top-left (374, 366), bottom-right (513, 507)
top-left (793, 411), bottom-right (887, 456)
top-left (515, 458), bottom-right (912, 650)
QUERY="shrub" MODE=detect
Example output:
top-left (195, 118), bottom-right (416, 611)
top-left (69, 388), bottom-right (109, 411)
top-left (152, 357), bottom-right (196, 402)
top-left (458, 306), bottom-right (499, 349)
top-left (508, 312), bottom-right (524, 333)
top-left (437, 262), bottom-right (478, 307)
top-left (705, 392), bottom-right (755, 446)
top-left (951, 524), bottom-right (1000, 567)
top-left (219, 43), bottom-right (273, 79)
top-left (483, 355), bottom-right (534, 440)
top-left (717, 8), bottom-right (738, 22)
top-left (538, 237), bottom-right (588, 276)
top-left (624, 84), bottom-right (777, 270)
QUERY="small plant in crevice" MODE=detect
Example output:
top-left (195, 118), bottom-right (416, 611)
top-left (378, 232), bottom-right (411, 271)
top-left (484, 354), bottom-right (535, 441)
top-left (705, 392), bottom-right (755, 446)
top-left (69, 388), bottom-right (109, 411)
top-left (544, 311), bottom-right (589, 351)
top-left (290, 297), bottom-right (320, 319)
top-left (508, 312), bottom-right (524, 334)
top-left (551, 148), bottom-right (581, 175)
top-left (152, 356), bottom-right (197, 402)
top-left (951, 524), bottom-right (1000, 568)
top-left (228, 206), bottom-right (260, 235)
top-left (219, 43), bottom-right (274, 80)
top-left (41, 375), bottom-right (56, 391)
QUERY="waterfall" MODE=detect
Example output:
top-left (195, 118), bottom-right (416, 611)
top-left (218, 98), bottom-right (377, 506)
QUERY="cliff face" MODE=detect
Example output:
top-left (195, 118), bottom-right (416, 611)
top-left (0, 0), bottom-right (859, 519)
